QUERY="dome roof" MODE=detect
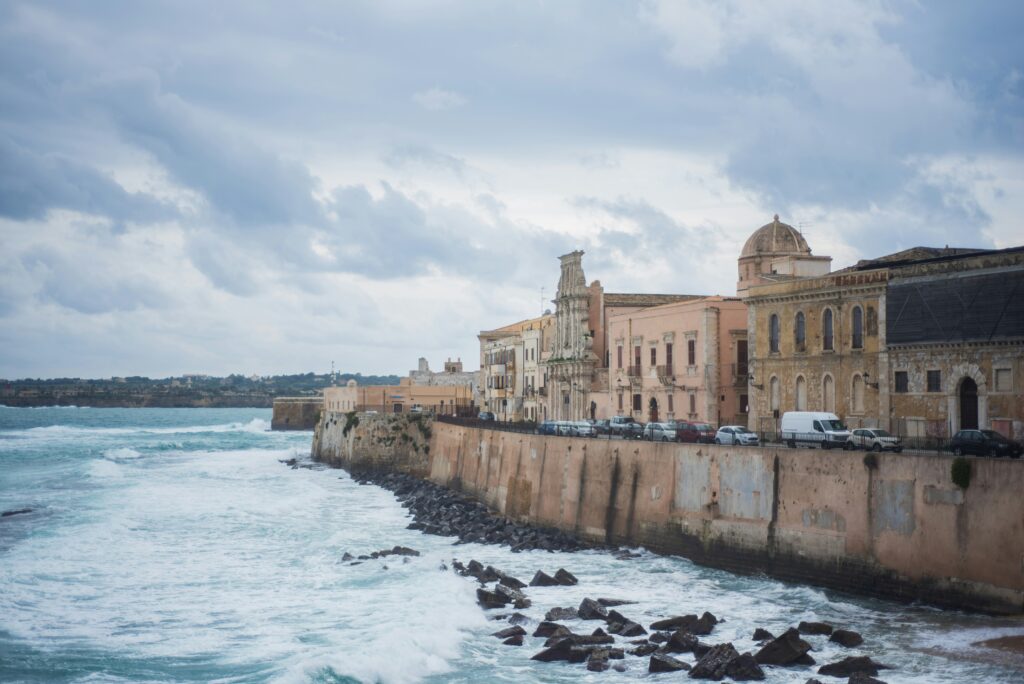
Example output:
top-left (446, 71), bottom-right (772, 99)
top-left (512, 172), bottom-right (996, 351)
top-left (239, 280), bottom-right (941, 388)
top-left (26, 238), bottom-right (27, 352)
top-left (741, 215), bottom-right (811, 258)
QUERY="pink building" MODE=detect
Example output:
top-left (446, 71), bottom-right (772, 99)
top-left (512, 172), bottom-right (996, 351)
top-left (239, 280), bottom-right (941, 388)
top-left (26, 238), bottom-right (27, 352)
top-left (606, 296), bottom-right (749, 425)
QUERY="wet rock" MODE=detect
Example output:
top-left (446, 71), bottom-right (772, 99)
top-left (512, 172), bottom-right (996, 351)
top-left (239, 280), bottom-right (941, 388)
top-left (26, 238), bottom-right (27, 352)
top-left (649, 612), bottom-right (717, 635)
top-left (530, 570), bottom-right (559, 587)
top-left (476, 588), bottom-right (508, 609)
top-left (829, 629), bottom-right (864, 648)
top-left (502, 635), bottom-right (523, 646)
top-left (492, 625), bottom-right (527, 639)
top-left (598, 598), bottom-right (635, 607)
top-left (848, 673), bottom-right (887, 684)
top-left (805, 680), bottom-right (824, 684)
top-left (498, 574), bottom-right (527, 590)
top-left (817, 656), bottom-right (890, 678)
top-left (663, 630), bottom-right (698, 653)
top-left (725, 652), bottom-right (766, 681)
top-left (753, 628), bottom-right (774, 641)
top-left (533, 622), bottom-right (572, 638)
top-left (629, 641), bottom-right (659, 656)
top-left (693, 642), bottom-right (713, 659)
top-left (467, 559), bottom-right (484, 575)
top-left (387, 545), bottom-right (419, 557)
top-left (690, 642), bottom-right (740, 680)
top-left (507, 612), bottom-right (530, 625)
top-left (799, 621), bottom-right (834, 636)
top-left (531, 637), bottom-right (575, 662)
top-left (591, 627), bottom-right (608, 637)
top-left (617, 621), bottom-right (647, 637)
top-left (649, 653), bottom-right (691, 673)
top-left (754, 627), bottom-right (812, 666)
top-left (545, 606), bottom-right (578, 621)
top-left (615, 549), bottom-right (643, 560)
top-left (649, 631), bottom-right (670, 643)
top-left (554, 568), bottom-right (578, 585)
top-left (341, 552), bottom-right (354, 561)
top-left (578, 597), bottom-right (609, 620)
top-left (587, 649), bottom-right (610, 672)
top-left (795, 654), bottom-right (817, 665)
top-left (494, 583), bottom-right (528, 607)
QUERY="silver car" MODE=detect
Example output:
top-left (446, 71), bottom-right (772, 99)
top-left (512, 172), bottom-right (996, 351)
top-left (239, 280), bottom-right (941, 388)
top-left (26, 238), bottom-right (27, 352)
top-left (570, 421), bottom-right (596, 437)
top-left (715, 425), bottom-right (759, 446)
top-left (847, 428), bottom-right (902, 453)
top-left (643, 422), bottom-right (678, 442)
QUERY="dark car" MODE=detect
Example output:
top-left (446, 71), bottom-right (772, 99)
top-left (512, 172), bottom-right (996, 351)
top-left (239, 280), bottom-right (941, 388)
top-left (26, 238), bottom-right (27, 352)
top-left (950, 429), bottom-right (1022, 458)
top-left (590, 419), bottom-right (612, 437)
top-left (609, 415), bottom-right (644, 439)
top-left (537, 420), bottom-right (558, 435)
top-left (477, 411), bottom-right (496, 421)
top-left (676, 421), bottom-right (716, 443)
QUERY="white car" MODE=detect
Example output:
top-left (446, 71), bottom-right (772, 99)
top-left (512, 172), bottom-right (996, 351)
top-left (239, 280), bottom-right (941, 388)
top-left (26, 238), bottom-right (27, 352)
top-left (715, 425), bottom-right (759, 446)
top-left (847, 428), bottom-right (902, 453)
top-left (643, 422), bottom-right (678, 441)
top-left (571, 421), bottom-right (596, 437)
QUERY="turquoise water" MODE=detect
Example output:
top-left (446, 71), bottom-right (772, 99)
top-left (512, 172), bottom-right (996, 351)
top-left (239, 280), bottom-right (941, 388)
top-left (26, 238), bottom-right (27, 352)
top-left (1, 407), bottom-right (1022, 683)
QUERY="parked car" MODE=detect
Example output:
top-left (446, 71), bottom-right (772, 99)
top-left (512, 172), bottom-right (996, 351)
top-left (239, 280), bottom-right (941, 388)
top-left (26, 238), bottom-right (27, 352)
top-left (409, 404), bottom-right (424, 413)
top-left (643, 421), bottom-right (678, 441)
top-left (949, 429), bottom-right (1023, 458)
top-left (715, 425), bottom-right (760, 446)
top-left (609, 415), bottom-right (644, 439)
top-left (847, 428), bottom-right (902, 452)
top-left (590, 419), bottom-right (612, 437)
top-left (555, 421), bottom-right (574, 436)
top-left (570, 421), bottom-right (596, 437)
top-left (780, 411), bottom-right (851, 449)
top-left (676, 421), bottom-right (716, 443)
top-left (477, 411), bottom-right (496, 421)
top-left (537, 420), bottom-right (558, 435)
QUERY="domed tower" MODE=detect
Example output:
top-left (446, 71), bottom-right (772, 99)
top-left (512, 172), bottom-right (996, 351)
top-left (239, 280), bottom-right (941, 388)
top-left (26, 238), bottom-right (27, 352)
top-left (736, 215), bottom-right (831, 296)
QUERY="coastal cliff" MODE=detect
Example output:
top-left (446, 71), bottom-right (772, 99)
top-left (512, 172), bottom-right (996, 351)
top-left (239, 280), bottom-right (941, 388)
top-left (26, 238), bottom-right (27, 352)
top-left (313, 413), bottom-right (1024, 615)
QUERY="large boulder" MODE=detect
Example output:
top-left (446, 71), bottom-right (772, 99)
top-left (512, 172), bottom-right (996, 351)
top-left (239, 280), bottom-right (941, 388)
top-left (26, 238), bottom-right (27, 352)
top-left (848, 673), bottom-right (887, 684)
top-left (690, 643), bottom-right (740, 680)
top-left (545, 606), bottom-right (578, 621)
top-left (598, 598), bottom-right (635, 607)
top-left (725, 653), bottom-right (765, 681)
top-left (798, 621), bottom-right (834, 636)
top-left (531, 638), bottom-right (575, 662)
top-left (498, 574), bottom-right (527, 590)
top-left (817, 656), bottom-right (890, 678)
top-left (829, 629), bottom-right (864, 648)
top-left (752, 628), bottom-right (775, 641)
top-left (649, 653), bottom-right (691, 673)
top-left (754, 628), bottom-right (812, 666)
top-left (492, 626), bottom-right (526, 639)
top-left (578, 597), bottom-right (609, 620)
top-left (554, 568), bottom-right (579, 585)
top-left (529, 570), bottom-right (559, 587)
top-left (649, 612), bottom-right (717, 635)
top-left (663, 630), bottom-right (699, 653)
top-left (476, 588), bottom-right (508, 610)
top-left (502, 634), bottom-right (523, 646)
top-left (533, 621), bottom-right (571, 638)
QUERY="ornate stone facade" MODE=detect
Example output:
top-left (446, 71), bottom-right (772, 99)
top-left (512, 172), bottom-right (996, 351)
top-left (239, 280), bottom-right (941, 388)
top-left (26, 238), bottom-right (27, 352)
top-left (543, 251), bottom-right (598, 420)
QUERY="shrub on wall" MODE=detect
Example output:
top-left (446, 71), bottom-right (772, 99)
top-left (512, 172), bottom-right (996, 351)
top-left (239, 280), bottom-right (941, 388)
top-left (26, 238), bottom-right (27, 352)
top-left (951, 457), bottom-right (971, 489)
top-left (342, 411), bottom-right (359, 437)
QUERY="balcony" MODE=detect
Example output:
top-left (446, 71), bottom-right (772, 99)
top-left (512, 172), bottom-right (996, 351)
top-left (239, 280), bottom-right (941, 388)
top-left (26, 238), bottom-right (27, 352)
top-left (538, 386), bottom-right (547, 397)
top-left (656, 364), bottom-right (674, 385)
top-left (730, 362), bottom-right (749, 387)
top-left (627, 365), bottom-right (642, 377)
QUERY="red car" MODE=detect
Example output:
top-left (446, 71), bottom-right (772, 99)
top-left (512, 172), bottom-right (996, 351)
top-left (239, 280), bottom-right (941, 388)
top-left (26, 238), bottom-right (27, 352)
top-left (676, 421), bottom-right (716, 443)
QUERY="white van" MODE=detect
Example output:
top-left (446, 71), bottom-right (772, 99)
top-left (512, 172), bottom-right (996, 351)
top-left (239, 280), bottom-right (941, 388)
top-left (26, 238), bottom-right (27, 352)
top-left (780, 411), bottom-right (851, 449)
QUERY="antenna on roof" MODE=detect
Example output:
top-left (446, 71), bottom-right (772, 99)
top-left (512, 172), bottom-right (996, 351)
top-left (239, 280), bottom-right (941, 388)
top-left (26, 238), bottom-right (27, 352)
top-left (540, 286), bottom-right (546, 315)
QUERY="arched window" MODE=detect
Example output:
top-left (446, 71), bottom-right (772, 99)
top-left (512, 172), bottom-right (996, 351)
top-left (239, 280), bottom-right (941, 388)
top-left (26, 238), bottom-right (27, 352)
top-left (795, 375), bottom-right (807, 411)
top-left (852, 306), bottom-right (863, 349)
top-left (822, 374), bottom-right (835, 413)
top-left (822, 308), bottom-right (833, 351)
top-left (769, 376), bottom-right (780, 412)
top-left (769, 314), bottom-right (780, 353)
top-left (795, 312), bottom-right (806, 351)
top-left (852, 374), bottom-right (865, 413)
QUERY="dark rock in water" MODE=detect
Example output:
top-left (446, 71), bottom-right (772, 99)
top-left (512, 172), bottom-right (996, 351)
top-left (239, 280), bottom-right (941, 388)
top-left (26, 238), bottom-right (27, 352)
top-left (829, 629), bottom-right (864, 648)
top-left (630, 642), bottom-right (658, 656)
top-left (693, 641), bottom-right (713, 659)
top-left (513, 598), bottom-right (531, 609)
top-left (498, 574), bottom-right (527, 590)
top-left (649, 612), bottom-right (717, 635)
top-left (545, 606), bottom-right (578, 621)
top-left (649, 653), bottom-right (691, 673)
top-left (341, 552), bottom-right (353, 561)
top-left (848, 673), bottom-right (887, 684)
top-left (569, 633), bottom-right (615, 646)
top-left (649, 631), bottom-right (669, 643)
top-left (663, 630), bottom-right (698, 653)
top-left (502, 634), bottom-right (524, 646)
top-left (725, 652), bottom-right (766, 681)
top-left (608, 648), bottom-right (624, 659)
top-left (615, 549), bottom-right (643, 560)
top-left (755, 627), bottom-right (812, 665)
top-left (597, 597), bottom-right (634, 606)
top-left (388, 545), bottom-right (420, 556)
top-left (591, 627), bottom-right (608, 637)
top-left (795, 653), bottom-right (816, 665)
top-left (690, 642), bottom-right (740, 680)
top-left (618, 621), bottom-right (647, 637)
top-left (804, 680), bottom-right (825, 684)
top-left (507, 612), bottom-right (529, 625)
top-left (467, 559), bottom-right (484, 575)
top-left (753, 628), bottom-right (774, 641)
top-left (357, 555), bottom-right (370, 560)
top-left (477, 588), bottom-right (508, 609)
top-left (478, 566), bottom-right (501, 583)
top-left (530, 570), bottom-right (559, 587)
top-left (494, 583), bottom-right (527, 605)
top-left (578, 597), bottom-right (609, 620)
top-left (817, 656), bottom-right (890, 678)
top-left (531, 637), bottom-right (575, 662)
top-left (587, 650), bottom-right (610, 672)
top-left (798, 621), bottom-right (833, 636)
top-left (451, 560), bottom-right (466, 574)
top-left (554, 568), bottom-right (578, 585)
top-left (533, 622), bottom-right (571, 638)
top-left (492, 625), bottom-right (527, 639)
top-left (606, 609), bottom-right (629, 624)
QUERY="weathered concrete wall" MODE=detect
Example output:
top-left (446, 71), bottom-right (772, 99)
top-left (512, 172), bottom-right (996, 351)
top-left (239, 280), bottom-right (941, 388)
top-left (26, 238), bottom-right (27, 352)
top-left (271, 397), bottom-right (322, 430)
top-left (429, 423), bottom-right (1024, 614)
top-left (312, 411), bottom-right (432, 477)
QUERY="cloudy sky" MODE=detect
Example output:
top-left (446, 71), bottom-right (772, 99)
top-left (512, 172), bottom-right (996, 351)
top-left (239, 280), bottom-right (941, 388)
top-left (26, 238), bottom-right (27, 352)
top-left (1, 1), bottom-right (1022, 379)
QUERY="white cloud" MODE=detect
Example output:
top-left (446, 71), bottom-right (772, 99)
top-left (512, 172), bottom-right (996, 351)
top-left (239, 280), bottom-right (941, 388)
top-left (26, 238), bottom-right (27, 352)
top-left (412, 87), bottom-right (466, 111)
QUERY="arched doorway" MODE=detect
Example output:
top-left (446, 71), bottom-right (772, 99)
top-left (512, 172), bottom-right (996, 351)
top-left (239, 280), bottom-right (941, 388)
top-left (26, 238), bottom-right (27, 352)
top-left (649, 397), bottom-right (659, 423)
top-left (959, 377), bottom-right (978, 430)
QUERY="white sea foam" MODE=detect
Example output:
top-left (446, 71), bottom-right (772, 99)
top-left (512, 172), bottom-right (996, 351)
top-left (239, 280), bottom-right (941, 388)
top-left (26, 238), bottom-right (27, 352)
top-left (103, 447), bottom-right (142, 461)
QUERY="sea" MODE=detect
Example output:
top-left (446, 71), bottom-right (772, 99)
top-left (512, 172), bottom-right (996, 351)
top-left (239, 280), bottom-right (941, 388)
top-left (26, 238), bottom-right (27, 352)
top-left (1, 406), bottom-right (1022, 684)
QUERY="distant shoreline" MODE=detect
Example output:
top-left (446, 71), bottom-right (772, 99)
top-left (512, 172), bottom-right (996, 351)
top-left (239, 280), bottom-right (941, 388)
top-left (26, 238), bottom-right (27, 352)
top-left (1, 397), bottom-right (278, 409)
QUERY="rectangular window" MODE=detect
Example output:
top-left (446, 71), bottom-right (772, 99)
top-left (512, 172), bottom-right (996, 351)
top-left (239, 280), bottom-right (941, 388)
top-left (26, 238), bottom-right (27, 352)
top-left (895, 371), bottom-right (909, 393)
top-left (926, 370), bottom-right (941, 393)
top-left (995, 368), bottom-right (1012, 392)
top-left (688, 339), bottom-right (696, 365)
top-left (634, 345), bottom-right (641, 368)
top-left (618, 393), bottom-right (623, 410)
top-left (632, 394), bottom-right (642, 412)
top-left (563, 392), bottom-right (570, 406)
top-left (689, 394), bottom-right (696, 414)
top-left (667, 394), bottom-right (674, 413)
top-left (650, 347), bottom-right (657, 366)
top-left (617, 345), bottom-right (623, 369)
top-left (740, 394), bottom-right (749, 413)
top-left (666, 343), bottom-right (673, 367)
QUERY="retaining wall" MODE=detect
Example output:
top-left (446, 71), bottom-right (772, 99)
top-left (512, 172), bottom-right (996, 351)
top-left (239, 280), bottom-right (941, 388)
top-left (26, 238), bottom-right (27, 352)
top-left (271, 397), bottom-right (322, 430)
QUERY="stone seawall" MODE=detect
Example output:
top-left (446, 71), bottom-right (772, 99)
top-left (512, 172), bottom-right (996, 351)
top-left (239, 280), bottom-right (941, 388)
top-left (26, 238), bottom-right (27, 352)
top-left (271, 398), bottom-right (322, 430)
top-left (312, 411), bottom-right (432, 477)
top-left (312, 415), bottom-right (1024, 614)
